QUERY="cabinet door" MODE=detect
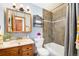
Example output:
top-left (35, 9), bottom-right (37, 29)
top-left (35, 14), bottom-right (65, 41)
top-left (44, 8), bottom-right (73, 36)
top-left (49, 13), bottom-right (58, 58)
top-left (22, 44), bottom-right (33, 51)
top-left (0, 47), bottom-right (19, 56)
top-left (7, 47), bottom-right (19, 56)
top-left (20, 44), bottom-right (34, 56)
top-left (25, 14), bottom-right (32, 32)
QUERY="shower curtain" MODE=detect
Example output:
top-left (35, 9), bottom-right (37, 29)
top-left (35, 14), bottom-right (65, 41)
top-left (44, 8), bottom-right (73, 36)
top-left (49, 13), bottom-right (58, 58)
top-left (64, 3), bottom-right (77, 56)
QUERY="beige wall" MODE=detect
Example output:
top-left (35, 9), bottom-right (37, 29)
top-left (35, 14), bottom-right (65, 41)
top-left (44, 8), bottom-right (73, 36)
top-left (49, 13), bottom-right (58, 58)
top-left (43, 9), bottom-right (53, 44)
top-left (43, 4), bottom-right (66, 46)
top-left (52, 4), bottom-right (66, 46)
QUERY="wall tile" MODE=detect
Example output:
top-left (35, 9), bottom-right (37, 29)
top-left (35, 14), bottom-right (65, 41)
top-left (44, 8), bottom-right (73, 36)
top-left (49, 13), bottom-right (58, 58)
top-left (43, 9), bottom-right (53, 44)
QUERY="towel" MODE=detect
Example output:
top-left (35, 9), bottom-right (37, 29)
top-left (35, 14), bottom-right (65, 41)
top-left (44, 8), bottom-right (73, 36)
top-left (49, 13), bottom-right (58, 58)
top-left (76, 17), bottom-right (79, 49)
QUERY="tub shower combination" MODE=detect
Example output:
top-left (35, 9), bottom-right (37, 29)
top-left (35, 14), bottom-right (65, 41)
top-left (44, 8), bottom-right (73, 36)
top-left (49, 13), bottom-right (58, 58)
top-left (44, 42), bottom-right (64, 56)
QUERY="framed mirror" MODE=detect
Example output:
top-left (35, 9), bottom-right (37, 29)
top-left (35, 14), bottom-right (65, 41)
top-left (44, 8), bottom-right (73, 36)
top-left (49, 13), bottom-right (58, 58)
top-left (6, 8), bottom-right (32, 32)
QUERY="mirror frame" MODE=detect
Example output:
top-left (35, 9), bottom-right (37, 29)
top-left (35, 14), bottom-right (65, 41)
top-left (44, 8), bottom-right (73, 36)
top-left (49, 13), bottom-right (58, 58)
top-left (6, 8), bottom-right (32, 33)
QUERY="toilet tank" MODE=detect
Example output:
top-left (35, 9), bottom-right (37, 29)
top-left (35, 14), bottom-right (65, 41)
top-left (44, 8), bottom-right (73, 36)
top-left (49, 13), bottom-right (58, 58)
top-left (34, 37), bottom-right (44, 48)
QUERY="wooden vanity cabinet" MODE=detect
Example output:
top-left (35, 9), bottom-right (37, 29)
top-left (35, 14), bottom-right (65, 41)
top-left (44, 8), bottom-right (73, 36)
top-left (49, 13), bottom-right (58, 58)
top-left (0, 44), bottom-right (35, 56)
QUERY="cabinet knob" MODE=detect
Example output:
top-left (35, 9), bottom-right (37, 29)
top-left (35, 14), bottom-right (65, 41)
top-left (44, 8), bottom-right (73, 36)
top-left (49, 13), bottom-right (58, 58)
top-left (27, 48), bottom-right (29, 49)
top-left (27, 53), bottom-right (29, 55)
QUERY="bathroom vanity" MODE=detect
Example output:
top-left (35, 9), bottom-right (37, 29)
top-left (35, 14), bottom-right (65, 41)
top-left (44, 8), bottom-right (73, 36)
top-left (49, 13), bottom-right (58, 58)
top-left (0, 7), bottom-right (35, 56)
top-left (0, 39), bottom-right (35, 56)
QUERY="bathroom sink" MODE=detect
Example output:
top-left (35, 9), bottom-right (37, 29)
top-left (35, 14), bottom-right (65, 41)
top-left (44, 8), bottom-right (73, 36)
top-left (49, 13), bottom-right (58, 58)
top-left (0, 39), bottom-right (34, 49)
top-left (16, 39), bottom-right (34, 45)
top-left (3, 40), bottom-right (18, 48)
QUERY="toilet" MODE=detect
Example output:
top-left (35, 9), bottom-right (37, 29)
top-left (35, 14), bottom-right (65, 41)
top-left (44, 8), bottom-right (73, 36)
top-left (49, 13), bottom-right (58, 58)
top-left (34, 36), bottom-right (50, 56)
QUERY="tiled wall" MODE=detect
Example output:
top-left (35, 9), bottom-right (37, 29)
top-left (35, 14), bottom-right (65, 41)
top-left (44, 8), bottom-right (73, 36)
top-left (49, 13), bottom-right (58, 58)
top-left (52, 4), bottom-right (66, 46)
top-left (43, 9), bottom-right (53, 44)
top-left (52, 18), bottom-right (65, 46)
top-left (43, 4), bottom-right (66, 46)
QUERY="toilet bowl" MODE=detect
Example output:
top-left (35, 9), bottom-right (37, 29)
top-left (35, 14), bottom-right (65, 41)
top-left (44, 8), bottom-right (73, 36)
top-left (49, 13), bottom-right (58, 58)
top-left (34, 36), bottom-right (50, 56)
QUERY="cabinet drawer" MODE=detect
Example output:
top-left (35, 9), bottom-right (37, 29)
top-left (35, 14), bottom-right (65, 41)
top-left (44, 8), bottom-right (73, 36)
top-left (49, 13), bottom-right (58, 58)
top-left (22, 44), bottom-right (33, 51)
top-left (22, 50), bottom-right (33, 56)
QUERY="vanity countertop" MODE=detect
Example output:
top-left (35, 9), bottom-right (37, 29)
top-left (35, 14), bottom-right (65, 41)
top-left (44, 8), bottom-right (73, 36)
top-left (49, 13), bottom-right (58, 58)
top-left (0, 39), bottom-right (34, 49)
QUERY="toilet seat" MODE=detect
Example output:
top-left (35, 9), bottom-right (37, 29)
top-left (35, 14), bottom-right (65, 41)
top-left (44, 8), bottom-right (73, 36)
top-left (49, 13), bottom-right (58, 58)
top-left (37, 48), bottom-right (49, 56)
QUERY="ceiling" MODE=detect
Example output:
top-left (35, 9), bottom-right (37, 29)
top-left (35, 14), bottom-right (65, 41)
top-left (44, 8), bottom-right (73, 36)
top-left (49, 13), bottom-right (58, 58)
top-left (34, 3), bottom-right (62, 12)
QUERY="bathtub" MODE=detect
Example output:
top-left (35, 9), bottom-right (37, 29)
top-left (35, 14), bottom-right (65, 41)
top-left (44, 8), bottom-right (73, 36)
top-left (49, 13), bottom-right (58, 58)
top-left (44, 42), bottom-right (64, 56)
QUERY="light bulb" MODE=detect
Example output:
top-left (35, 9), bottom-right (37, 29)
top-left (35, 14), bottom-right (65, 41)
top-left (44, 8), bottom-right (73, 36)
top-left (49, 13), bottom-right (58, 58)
top-left (26, 5), bottom-right (30, 12)
top-left (19, 4), bottom-right (24, 12)
top-left (20, 4), bottom-right (23, 8)
top-left (26, 5), bottom-right (30, 9)
top-left (12, 3), bottom-right (16, 8)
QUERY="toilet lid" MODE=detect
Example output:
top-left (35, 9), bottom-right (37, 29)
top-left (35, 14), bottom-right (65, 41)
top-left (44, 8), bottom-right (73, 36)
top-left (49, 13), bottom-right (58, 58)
top-left (37, 48), bottom-right (49, 56)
